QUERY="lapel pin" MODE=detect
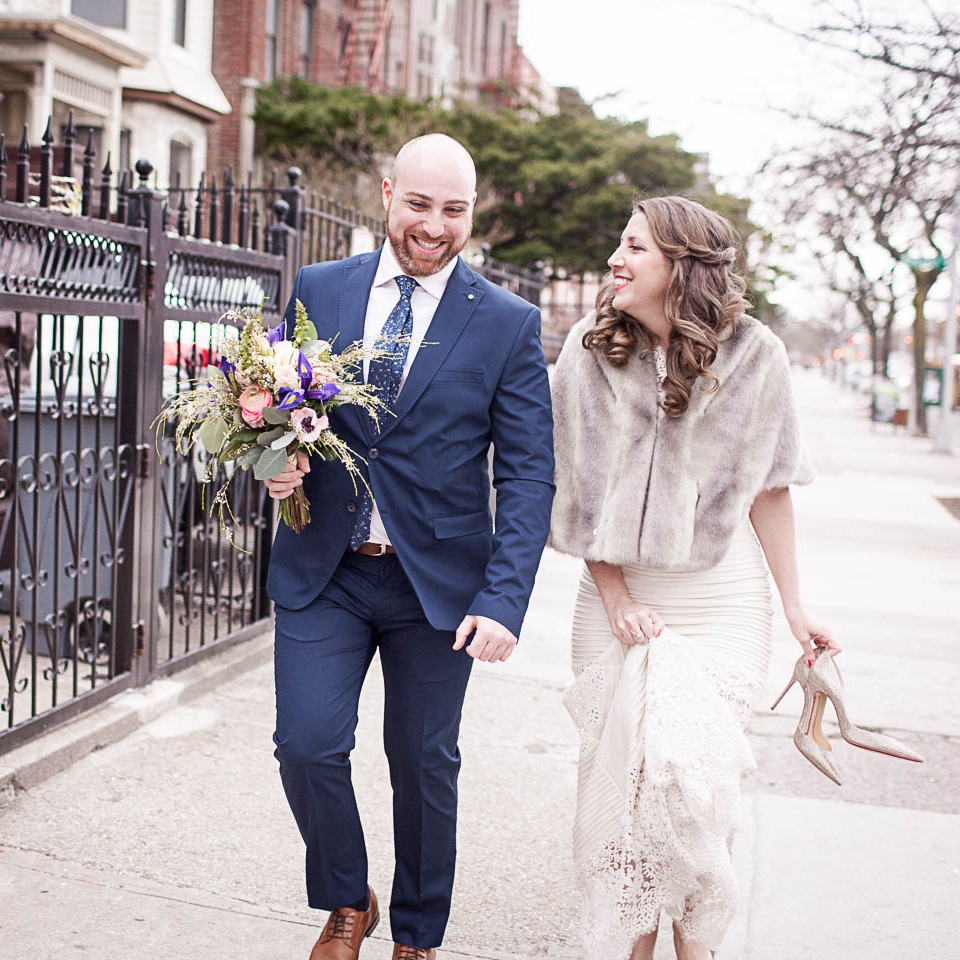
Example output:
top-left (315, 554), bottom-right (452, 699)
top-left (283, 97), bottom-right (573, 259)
top-left (467, 293), bottom-right (475, 300)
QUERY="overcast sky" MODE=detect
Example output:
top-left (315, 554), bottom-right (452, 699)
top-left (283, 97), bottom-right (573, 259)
top-left (516, 0), bottom-right (955, 321)
top-left (516, 0), bottom-right (853, 194)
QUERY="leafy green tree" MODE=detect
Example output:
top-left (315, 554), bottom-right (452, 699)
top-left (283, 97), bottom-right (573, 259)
top-left (254, 79), bottom-right (763, 288)
top-left (445, 90), bottom-right (700, 274)
top-left (254, 79), bottom-right (435, 206)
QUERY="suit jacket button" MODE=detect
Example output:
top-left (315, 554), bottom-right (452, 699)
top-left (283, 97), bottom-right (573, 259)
top-left (368, 447), bottom-right (379, 459)
top-left (347, 502), bottom-right (357, 513)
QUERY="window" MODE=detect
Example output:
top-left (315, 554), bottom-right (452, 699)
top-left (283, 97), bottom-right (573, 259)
top-left (71, 0), bottom-right (126, 29)
top-left (174, 0), bottom-right (187, 47)
top-left (417, 72), bottom-right (432, 100)
top-left (169, 140), bottom-right (192, 190)
top-left (336, 16), bottom-right (350, 72)
top-left (119, 128), bottom-right (131, 177)
top-left (418, 32), bottom-right (434, 65)
top-left (482, 1), bottom-right (491, 73)
top-left (265, 0), bottom-right (279, 81)
top-left (300, 1), bottom-right (316, 78)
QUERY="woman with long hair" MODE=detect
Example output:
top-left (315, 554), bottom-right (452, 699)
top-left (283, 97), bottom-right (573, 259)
top-left (549, 196), bottom-right (839, 960)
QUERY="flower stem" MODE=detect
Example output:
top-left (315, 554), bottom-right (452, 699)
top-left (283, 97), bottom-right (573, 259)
top-left (279, 485), bottom-right (311, 533)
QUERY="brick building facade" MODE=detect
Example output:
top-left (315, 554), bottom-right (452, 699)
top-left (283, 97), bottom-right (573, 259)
top-left (207, 0), bottom-right (540, 182)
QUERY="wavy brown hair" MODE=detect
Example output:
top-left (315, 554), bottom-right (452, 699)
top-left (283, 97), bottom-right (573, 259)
top-left (583, 196), bottom-right (749, 417)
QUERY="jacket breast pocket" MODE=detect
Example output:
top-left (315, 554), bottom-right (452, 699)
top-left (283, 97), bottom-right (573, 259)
top-left (433, 510), bottom-right (490, 540)
top-left (432, 368), bottom-right (484, 384)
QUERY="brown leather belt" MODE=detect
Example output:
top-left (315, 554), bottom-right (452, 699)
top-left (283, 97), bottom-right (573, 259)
top-left (351, 542), bottom-right (396, 556)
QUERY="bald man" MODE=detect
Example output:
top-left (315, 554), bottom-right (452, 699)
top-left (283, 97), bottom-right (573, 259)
top-left (265, 135), bottom-right (555, 960)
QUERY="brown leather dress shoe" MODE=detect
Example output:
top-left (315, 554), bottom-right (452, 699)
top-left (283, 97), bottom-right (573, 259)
top-left (391, 945), bottom-right (436, 960)
top-left (308, 887), bottom-right (380, 960)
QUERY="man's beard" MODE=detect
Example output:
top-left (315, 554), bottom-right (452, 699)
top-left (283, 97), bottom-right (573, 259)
top-left (386, 210), bottom-right (470, 276)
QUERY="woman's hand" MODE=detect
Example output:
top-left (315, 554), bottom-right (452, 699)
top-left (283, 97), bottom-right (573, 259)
top-left (263, 450), bottom-right (310, 500)
top-left (785, 605), bottom-right (842, 662)
top-left (586, 560), bottom-right (663, 647)
top-left (604, 595), bottom-right (663, 647)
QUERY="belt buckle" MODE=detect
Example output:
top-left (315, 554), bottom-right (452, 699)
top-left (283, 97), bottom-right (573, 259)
top-left (374, 542), bottom-right (387, 556)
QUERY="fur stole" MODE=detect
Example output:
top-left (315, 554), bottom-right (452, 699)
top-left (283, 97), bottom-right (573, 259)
top-left (548, 312), bottom-right (814, 569)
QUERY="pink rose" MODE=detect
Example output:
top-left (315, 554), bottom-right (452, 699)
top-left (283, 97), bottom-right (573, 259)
top-left (238, 385), bottom-right (273, 427)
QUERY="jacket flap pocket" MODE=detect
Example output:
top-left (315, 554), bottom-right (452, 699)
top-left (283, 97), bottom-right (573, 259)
top-left (432, 368), bottom-right (484, 383)
top-left (433, 510), bottom-right (490, 539)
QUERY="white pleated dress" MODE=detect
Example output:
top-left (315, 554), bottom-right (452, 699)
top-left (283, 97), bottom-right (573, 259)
top-left (564, 349), bottom-right (773, 957)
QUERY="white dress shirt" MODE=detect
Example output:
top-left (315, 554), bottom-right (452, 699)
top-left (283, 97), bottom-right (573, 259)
top-left (363, 242), bottom-right (459, 546)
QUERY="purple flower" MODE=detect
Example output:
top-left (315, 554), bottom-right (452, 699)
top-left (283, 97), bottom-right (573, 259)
top-left (218, 355), bottom-right (236, 386)
top-left (297, 351), bottom-right (313, 391)
top-left (268, 322), bottom-right (286, 346)
top-left (305, 382), bottom-right (341, 402)
top-left (276, 387), bottom-right (305, 410)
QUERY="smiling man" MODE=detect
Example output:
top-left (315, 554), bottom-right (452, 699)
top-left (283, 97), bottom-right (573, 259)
top-left (383, 137), bottom-right (474, 276)
top-left (263, 134), bottom-right (555, 960)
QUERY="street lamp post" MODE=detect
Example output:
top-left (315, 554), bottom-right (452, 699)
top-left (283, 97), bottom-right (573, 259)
top-left (932, 170), bottom-right (960, 456)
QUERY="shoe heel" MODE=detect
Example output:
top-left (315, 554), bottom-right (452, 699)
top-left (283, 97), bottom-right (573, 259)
top-left (367, 911), bottom-right (380, 938)
top-left (771, 676), bottom-right (796, 711)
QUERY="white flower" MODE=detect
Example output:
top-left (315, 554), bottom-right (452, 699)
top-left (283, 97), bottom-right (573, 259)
top-left (274, 364), bottom-right (300, 391)
top-left (272, 340), bottom-right (298, 367)
top-left (290, 408), bottom-right (328, 442)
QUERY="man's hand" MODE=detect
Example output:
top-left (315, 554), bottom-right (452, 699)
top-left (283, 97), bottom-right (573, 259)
top-left (453, 614), bottom-right (517, 663)
top-left (264, 450), bottom-right (310, 500)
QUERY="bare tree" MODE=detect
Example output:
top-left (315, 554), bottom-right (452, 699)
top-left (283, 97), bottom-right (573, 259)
top-left (762, 64), bottom-right (958, 433)
top-left (721, 0), bottom-right (959, 86)
top-left (794, 0), bottom-right (959, 87)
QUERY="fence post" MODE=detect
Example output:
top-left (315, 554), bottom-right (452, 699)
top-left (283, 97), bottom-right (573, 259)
top-left (121, 166), bottom-right (168, 684)
top-left (280, 166), bottom-right (305, 230)
top-left (268, 199), bottom-right (301, 303)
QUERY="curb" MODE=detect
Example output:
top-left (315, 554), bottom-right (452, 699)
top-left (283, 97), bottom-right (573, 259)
top-left (0, 627), bottom-right (274, 812)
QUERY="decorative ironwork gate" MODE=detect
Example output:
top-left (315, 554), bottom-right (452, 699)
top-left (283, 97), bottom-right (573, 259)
top-left (0, 127), bottom-right (296, 753)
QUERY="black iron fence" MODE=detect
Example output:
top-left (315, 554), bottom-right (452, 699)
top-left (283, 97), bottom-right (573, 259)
top-left (0, 117), bottom-right (544, 753)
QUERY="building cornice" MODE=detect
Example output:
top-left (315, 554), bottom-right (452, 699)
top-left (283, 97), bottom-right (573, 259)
top-left (122, 87), bottom-right (224, 124)
top-left (0, 15), bottom-right (147, 68)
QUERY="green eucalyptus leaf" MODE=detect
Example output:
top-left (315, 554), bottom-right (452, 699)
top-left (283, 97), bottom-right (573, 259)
top-left (238, 446), bottom-right (263, 467)
top-left (256, 425), bottom-right (287, 446)
top-left (270, 431), bottom-right (297, 450)
top-left (197, 418), bottom-right (229, 454)
top-left (254, 445), bottom-right (289, 480)
top-left (261, 406), bottom-right (290, 426)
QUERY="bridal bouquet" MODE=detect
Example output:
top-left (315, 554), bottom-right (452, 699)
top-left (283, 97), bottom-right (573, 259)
top-left (158, 301), bottom-right (388, 535)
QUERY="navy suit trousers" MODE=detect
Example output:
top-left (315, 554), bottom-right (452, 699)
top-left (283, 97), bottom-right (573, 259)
top-left (273, 551), bottom-right (474, 948)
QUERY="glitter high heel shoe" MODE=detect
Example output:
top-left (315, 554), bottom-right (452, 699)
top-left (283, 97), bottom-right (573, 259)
top-left (772, 653), bottom-right (842, 784)
top-left (772, 649), bottom-right (924, 783)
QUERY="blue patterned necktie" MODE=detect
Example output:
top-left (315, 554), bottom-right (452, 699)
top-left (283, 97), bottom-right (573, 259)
top-left (349, 275), bottom-right (417, 548)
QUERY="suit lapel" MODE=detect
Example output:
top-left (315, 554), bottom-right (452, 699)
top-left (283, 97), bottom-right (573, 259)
top-left (377, 259), bottom-right (481, 439)
top-left (335, 250), bottom-right (380, 354)
top-left (334, 250), bottom-right (380, 442)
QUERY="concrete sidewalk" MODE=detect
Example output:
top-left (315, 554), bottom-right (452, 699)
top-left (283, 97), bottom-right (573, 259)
top-left (1, 368), bottom-right (959, 959)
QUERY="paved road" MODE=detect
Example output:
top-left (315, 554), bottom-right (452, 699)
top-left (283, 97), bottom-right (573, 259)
top-left (0, 368), bottom-right (958, 959)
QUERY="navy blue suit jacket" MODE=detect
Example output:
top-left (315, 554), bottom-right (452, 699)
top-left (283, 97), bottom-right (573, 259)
top-left (266, 250), bottom-right (555, 638)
